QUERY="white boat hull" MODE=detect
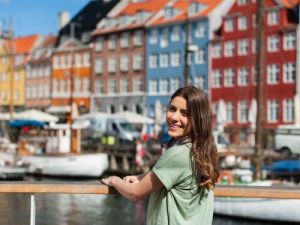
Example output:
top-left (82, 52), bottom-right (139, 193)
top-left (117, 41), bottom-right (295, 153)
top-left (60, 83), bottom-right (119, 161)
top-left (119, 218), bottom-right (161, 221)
top-left (20, 153), bottom-right (108, 177)
top-left (214, 197), bottom-right (300, 222)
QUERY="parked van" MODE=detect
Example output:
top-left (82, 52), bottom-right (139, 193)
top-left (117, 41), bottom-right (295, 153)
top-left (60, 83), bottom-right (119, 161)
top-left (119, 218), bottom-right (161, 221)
top-left (73, 113), bottom-right (140, 150)
top-left (274, 125), bottom-right (300, 156)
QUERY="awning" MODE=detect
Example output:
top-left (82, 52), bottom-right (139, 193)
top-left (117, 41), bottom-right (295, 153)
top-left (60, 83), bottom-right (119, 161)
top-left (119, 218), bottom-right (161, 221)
top-left (9, 120), bottom-right (44, 128)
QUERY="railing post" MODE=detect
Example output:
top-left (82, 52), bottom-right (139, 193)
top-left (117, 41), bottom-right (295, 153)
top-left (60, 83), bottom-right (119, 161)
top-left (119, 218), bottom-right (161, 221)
top-left (30, 194), bottom-right (36, 225)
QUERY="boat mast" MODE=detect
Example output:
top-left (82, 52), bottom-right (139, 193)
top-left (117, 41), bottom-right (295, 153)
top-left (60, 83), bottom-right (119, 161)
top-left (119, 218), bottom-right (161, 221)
top-left (254, 0), bottom-right (265, 180)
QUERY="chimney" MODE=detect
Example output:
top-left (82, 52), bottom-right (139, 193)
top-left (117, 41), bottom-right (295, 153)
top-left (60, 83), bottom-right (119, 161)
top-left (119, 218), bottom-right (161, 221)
top-left (58, 11), bottom-right (70, 30)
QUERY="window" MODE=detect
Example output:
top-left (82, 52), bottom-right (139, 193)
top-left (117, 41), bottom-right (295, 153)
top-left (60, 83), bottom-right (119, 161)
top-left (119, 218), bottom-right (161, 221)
top-left (120, 55), bottom-right (129, 72)
top-left (267, 64), bottom-right (280, 84)
top-left (171, 26), bottom-right (180, 42)
top-left (268, 100), bottom-right (279, 122)
top-left (170, 52), bottom-right (180, 67)
top-left (83, 53), bottom-right (90, 67)
top-left (252, 39), bottom-right (256, 53)
top-left (238, 101), bottom-right (249, 123)
top-left (238, 39), bottom-right (249, 55)
top-left (133, 54), bottom-right (142, 71)
top-left (212, 43), bottom-right (222, 58)
top-left (95, 37), bottom-right (103, 51)
top-left (195, 22), bottom-right (205, 38)
top-left (238, 16), bottom-right (248, 30)
top-left (94, 59), bottom-right (103, 74)
top-left (159, 79), bottom-right (168, 94)
top-left (170, 78), bottom-right (180, 93)
top-left (95, 79), bottom-right (104, 94)
top-left (108, 79), bottom-right (117, 93)
top-left (195, 49), bottom-right (205, 64)
top-left (159, 53), bottom-right (169, 68)
top-left (238, 67), bottom-right (249, 86)
top-left (133, 31), bottom-right (142, 46)
top-left (267, 35), bottom-right (280, 52)
top-left (224, 68), bottom-right (235, 87)
top-left (149, 54), bottom-right (158, 68)
top-left (120, 78), bottom-right (129, 93)
top-left (133, 77), bottom-right (142, 92)
top-left (224, 41), bottom-right (235, 57)
top-left (226, 102), bottom-right (234, 122)
top-left (283, 32), bottom-right (296, 50)
top-left (237, 0), bottom-right (248, 5)
top-left (108, 57), bottom-right (117, 73)
top-left (149, 29), bottom-right (158, 44)
top-left (108, 35), bottom-right (116, 50)
top-left (283, 99), bottom-right (294, 122)
top-left (160, 28), bottom-right (169, 48)
top-left (267, 10), bottom-right (279, 26)
top-left (224, 18), bottom-right (234, 32)
top-left (120, 32), bottom-right (129, 48)
top-left (283, 63), bottom-right (296, 83)
top-left (194, 76), bottom-right (205, 89)
top-left (212, 70), bottom-right (221, 88)
top-left (149, 79), bottom-right (158, 94)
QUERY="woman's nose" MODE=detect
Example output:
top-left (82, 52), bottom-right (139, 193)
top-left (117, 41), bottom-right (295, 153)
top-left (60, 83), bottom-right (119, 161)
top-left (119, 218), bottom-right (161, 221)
top-left (170, 110), bottom-right (180, 120)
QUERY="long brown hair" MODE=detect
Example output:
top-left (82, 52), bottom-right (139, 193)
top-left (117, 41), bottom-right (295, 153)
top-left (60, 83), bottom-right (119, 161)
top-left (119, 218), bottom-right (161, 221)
top-left (170, 86), bottom-right (219, 190)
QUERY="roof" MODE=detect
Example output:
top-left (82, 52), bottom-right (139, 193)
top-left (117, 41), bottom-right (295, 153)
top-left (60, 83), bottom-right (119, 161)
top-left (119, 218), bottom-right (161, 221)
top-left (14, 35), bottom-right (40, 54)
top-left (92, 0), bottom-right (169, 36)
top-left (28, 35), bottom-right (57, 63)
top-left (56, 0), bottom-right (120, 46)
top-left (148, 0), bottom-right (224, 27)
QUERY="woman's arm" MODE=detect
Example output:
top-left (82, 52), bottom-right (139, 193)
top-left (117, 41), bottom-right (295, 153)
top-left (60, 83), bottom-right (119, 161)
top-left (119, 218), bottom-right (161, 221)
top-left (101, 172), bottom-right (163, 201)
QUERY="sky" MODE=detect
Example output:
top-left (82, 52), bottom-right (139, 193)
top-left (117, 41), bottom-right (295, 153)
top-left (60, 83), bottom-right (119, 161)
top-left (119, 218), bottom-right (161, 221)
top-left (0, 0), bottom-right (90, 37)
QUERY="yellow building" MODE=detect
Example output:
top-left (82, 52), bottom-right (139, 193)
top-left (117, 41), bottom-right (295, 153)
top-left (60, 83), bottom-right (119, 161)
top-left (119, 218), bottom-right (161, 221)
top-left (0, 35), bottom-right (41, 111)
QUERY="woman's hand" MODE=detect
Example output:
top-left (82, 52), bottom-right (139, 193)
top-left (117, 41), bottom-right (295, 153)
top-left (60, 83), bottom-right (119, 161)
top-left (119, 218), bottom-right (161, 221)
top-left (123, 175), bottom-right (140, 183)
top-left (101, 176), bottom-right (121, 187)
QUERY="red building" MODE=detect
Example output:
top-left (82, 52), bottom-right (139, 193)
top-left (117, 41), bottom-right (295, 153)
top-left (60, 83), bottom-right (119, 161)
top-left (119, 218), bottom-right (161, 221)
top-left (210, 0), bottom-right (299, 144)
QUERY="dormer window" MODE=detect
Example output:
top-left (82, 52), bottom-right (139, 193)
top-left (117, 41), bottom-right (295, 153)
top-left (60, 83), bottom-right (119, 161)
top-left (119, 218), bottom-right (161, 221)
top-left (189, 3), bottom-right (205, 16)
top-left (136, 11), bottom-right (150, 23)
top-left (106, 18), bottom-right (117, 29)
top-left (164, 7), bottom-right (174, 19)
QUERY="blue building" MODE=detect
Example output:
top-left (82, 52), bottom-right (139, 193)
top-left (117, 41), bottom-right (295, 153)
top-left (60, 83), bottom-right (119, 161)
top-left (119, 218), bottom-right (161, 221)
top-left (145, 0), bottom-right (234, 134)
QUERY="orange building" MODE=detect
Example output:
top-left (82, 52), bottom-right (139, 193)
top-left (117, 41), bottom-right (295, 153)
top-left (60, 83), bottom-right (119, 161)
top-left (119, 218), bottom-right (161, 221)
top-left (49, 38), bottom-right (91, 122)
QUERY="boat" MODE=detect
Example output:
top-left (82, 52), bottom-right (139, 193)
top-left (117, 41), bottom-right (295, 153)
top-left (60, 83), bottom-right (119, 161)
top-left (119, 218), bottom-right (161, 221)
top-left (20, 152), bottom-right (108, 177)
top-left (0, 166), bottom-right (27, 180)
top-left (214, 179), bottom-right (300, 223)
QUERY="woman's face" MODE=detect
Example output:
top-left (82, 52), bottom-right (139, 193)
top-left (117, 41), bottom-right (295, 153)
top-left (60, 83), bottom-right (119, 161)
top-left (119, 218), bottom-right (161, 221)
top-left (166, 96), bottom-right (190, 139)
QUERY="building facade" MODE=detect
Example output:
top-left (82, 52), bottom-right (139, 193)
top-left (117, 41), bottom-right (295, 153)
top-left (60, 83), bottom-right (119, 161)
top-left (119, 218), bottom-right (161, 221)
top-left (210, 0), bottom-right (299, 144)
top-left (26, 35), bottom-right (56, 111)
top-left (91, 0), bottom-right (169, 114)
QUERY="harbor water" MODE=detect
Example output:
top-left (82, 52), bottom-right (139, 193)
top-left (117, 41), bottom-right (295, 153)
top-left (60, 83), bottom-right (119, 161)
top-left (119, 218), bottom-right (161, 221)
top-left (0, 179), bottom-right (295, 225)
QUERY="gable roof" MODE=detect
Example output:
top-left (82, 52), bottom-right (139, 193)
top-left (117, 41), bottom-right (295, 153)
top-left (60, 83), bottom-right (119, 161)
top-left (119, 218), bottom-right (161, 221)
top-left (147, 0), bottom-right (225, 27)
top-left (14, 35), bottom-right (40, 54)
top-left (92, 0), bottom-right (169, 36)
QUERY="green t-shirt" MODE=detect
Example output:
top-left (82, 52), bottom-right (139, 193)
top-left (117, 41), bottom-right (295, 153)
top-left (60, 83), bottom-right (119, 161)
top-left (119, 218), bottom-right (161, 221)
top-left (147, 143), bottom-right (214, 225)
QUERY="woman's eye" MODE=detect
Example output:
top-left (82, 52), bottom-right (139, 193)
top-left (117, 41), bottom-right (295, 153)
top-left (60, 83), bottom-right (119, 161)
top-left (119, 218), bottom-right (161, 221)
top-left (167, 105), bottom-right (176, 112)
top-left (181, 111), bottom-right (189, 117)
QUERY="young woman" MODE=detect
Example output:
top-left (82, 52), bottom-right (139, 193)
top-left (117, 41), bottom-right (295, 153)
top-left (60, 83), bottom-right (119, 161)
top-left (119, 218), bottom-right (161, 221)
top-left (102, 86), bottom-right (219, 225)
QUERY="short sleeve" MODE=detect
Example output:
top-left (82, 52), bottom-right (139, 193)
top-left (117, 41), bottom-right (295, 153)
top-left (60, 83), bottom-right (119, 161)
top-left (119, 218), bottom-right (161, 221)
top-left (152, 144), bottom-right (190, 190)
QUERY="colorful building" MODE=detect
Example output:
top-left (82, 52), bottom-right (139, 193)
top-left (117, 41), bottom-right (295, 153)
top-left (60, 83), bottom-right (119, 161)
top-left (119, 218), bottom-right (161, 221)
top-left (0, 35), bottom-right (41, 112)
top-left (26, 35), bottom-right (56, 111)
top-left (210, 0), bottom-right (299, 144)
top-left (145, 0), bottom-right (234, 126)
top-left (91, 0), bottom-right (169, 114)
